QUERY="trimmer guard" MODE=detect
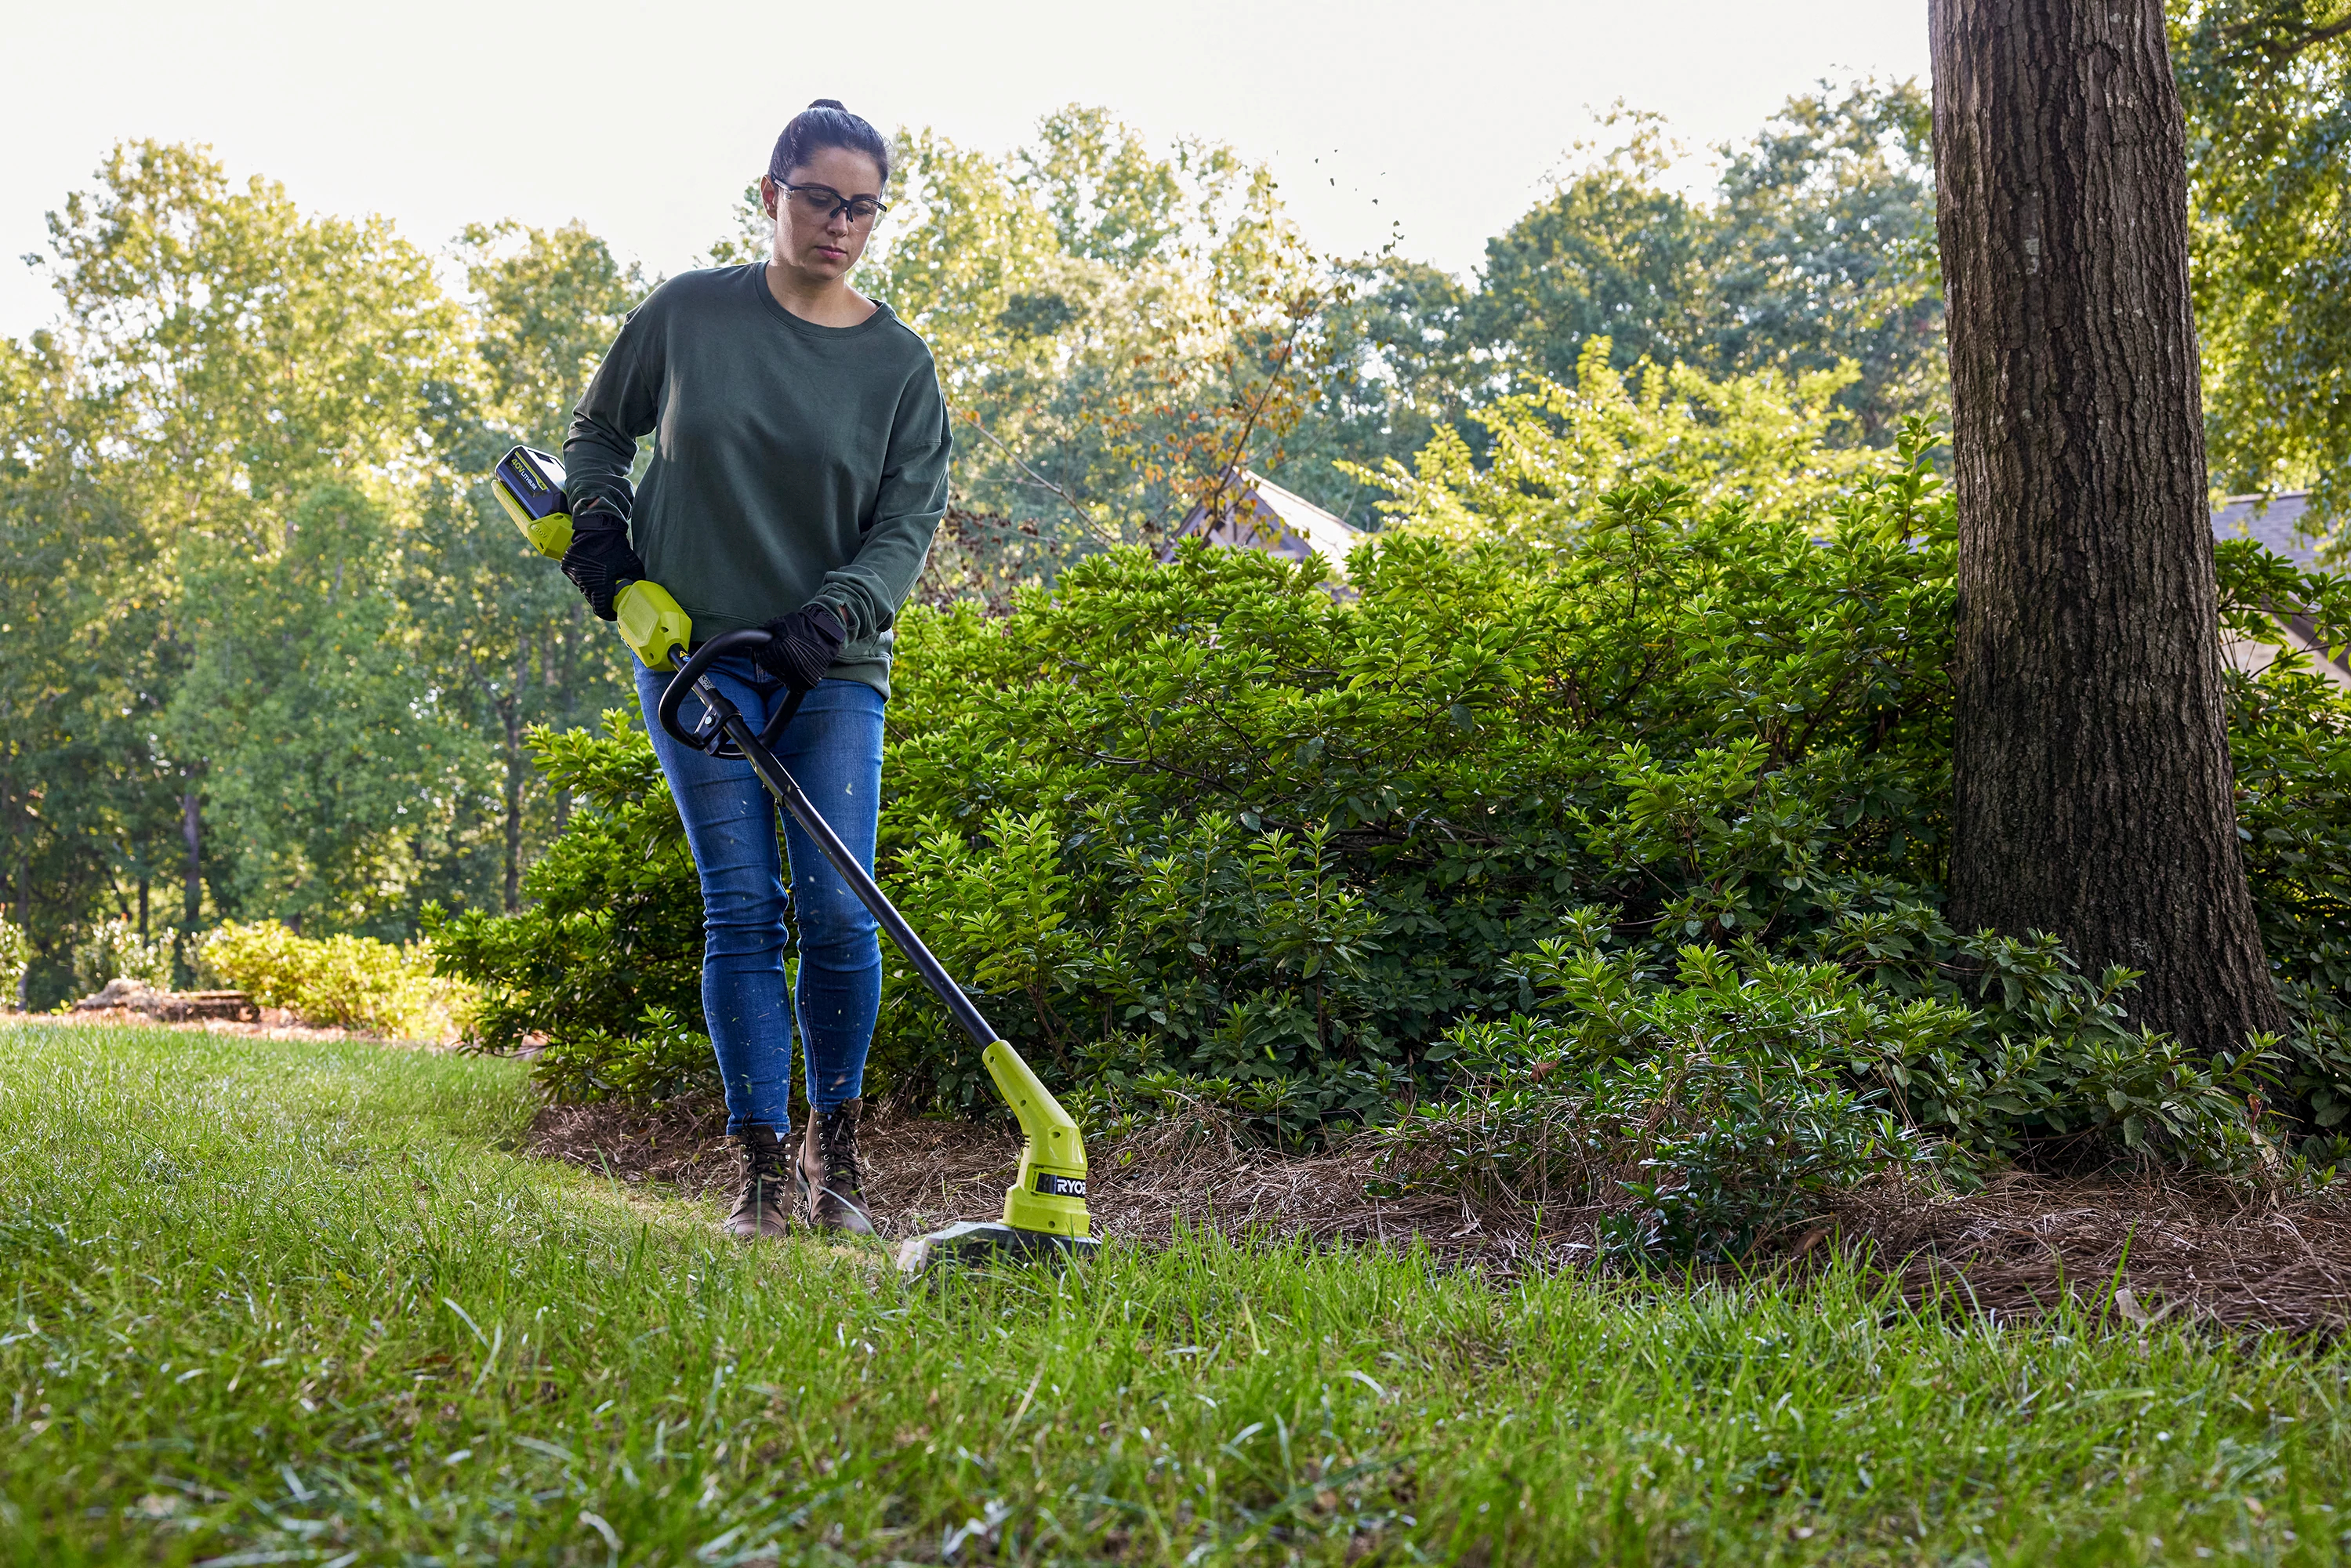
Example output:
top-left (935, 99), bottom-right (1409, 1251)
top-left (894, 1221), bottom-right (1101, 1274)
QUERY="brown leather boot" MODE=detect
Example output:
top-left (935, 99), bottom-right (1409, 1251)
top-left (724, 1124), bottom-right (794, 1239)
top-left (798, 1099), bottom-right (875, 1235)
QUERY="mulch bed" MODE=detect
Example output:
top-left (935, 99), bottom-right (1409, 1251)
top-left (529, 1095), bottom-right (2351, 1335)
top-left (1841, 1173), bottom-right (2351, 1336)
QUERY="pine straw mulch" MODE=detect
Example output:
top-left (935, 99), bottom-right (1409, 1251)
top-left (526, 1094), bottom-right (2351, 1336)
top-left (1838, 1171), bottom-right (2351, 1337)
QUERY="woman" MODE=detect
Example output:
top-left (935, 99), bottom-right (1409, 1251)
top-left (561, 100), bottom-right (949, 1240)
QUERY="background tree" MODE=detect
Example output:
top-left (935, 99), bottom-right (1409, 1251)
top-left (2173, 0), bottom-right (2351, 524)
top-left (1469, 112), bottom-right (1713, 389)
top-left (164, 483), bottom-right (481, 937)
top-left (34, 142), bottom-right (481, 951)
top-left (858, 108), bottom-right (1335, 564)
top-left (1271, 256), bottom-right (1480, 527)
top-left (1356, 337), bottom-right (1870, 545)
top-left (1932, 0), bottom-right (2286, 1054)
top-left (1705, 78), bottom-right (1946, 445)
top-left (0, 332), bottom-right (179, 998)
top-left (2, 145), bottom-right (649, 998)
top-left (427, 221), bottom-right (642, 911)
top-left (1271, 82), bottom-right (1947, 523)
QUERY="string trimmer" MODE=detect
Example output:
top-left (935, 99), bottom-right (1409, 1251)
top-left (493, 445), bottom-right (1097, 1272)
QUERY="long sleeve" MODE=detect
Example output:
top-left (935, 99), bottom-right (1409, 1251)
top-left (574, 265), bottom-right (949, 696)
top-left (812, 366), bottom-right (952, 644)
top-left (563, 292), bottom-right (666, 523)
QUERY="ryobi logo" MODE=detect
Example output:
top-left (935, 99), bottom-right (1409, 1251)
top-left (1034, 1172), bottom-right (1087, 1198)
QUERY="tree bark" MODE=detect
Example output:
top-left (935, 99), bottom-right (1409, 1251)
top-left (180, 789), bottom-right (202, 932)
top-left (501, 691), bottom-right (524, 915)
top-left (179, 787), bottom-right (202, 987)
top-left (1932, 0), bottom-right (2286, 1051)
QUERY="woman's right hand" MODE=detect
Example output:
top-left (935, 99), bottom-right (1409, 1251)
top-left (560, 503), bottom-right (649, 621)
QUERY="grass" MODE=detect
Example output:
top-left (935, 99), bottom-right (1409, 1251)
top-left (0, 1024), bottom-right (2346, 1566)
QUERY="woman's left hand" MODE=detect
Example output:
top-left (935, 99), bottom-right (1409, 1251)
top-left (752, 602), bottom-right (847, 691)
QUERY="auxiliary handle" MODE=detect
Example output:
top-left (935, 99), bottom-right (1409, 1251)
top-left (655, 629), bottom-right (797, 756)
top-left (654, 630), bottom-right (1002, 1051)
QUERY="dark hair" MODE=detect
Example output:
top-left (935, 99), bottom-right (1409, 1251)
top-left (768, 100), bottom-right (890, 187)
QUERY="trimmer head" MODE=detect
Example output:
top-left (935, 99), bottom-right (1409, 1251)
top-left (895, 1221), bottom-right (1101, 1274)
top-left (897, 1041), bottom-right (1099, 1275)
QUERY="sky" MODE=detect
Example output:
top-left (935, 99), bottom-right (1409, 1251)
top-left (2, 0), bottom-right (1930, 339)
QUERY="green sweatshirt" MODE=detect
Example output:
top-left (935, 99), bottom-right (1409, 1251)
top-left (563, 264), bottom-right (952, 696)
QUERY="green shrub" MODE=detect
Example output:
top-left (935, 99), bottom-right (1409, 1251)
top-left (0, 917), bottom-right (29, 1008)
top-left (1374, 923), bottom-right (2268, 1261)
top-left (441, 422), bottom-right (2351, 1171)
top-left (2210, 539), bottom-right (2351, 1133)
top-left (1501, 909), bottom-right (2274, 1165)
top-left (200, 920), bottom-right (470, 1040)
top-left (855, 426), bottom-right (1961, 1126)
top-left (1376, 1017), bottom-right (1931, 1265)
top-left (532, 1004), bottom-right (717, 1105)
top-left (72, 916), bottom-right (175, 993)
top-left (426, 715), bottom-right (704, 1062)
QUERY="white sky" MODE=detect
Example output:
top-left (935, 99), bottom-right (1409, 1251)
top-left (2, 0), bottom-right (1929, 339)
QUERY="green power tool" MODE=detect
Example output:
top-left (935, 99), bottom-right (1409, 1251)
top-left (491, 445), bottom-right (1098, 1272)
top-left (493, 446), bottom-right (694, 671)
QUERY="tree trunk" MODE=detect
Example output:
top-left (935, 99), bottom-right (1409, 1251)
top-left (1932, 0), bottom-right (2285, 1052)
top-left (180, 789), bottom-right (202, 932)
top-left (502, 694), bottom-right (525, 914)
top-left (179, 788), bottom-right (202, 987)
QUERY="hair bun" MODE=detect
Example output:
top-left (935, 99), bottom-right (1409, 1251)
top-left (771, 100), bottom-right (891, 186)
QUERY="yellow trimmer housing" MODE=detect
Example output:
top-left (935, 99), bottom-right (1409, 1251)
top-left (988, 1040), bottom-right (1091, 1239)
top-left (495, 445), bottom-right (694, 673)
top-left (614, 581), bottom-right (693, 673)
top-left (892, 1039), bottom-right (1098, 1271)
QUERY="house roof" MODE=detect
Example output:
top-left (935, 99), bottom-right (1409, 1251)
top-left (2213, 491), bottom-right (2319, 568)
top-left (2210, 491), bottom-right (2351, 688)
top-left (1174, 469), bottom-right (1364, 575)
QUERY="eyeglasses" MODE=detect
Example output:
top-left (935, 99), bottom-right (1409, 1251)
top-left (778, 183), bottom-right (888, 228)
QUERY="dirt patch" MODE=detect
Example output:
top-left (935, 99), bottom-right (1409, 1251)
top-left (528, 1096), bottom-right (2351, 1332)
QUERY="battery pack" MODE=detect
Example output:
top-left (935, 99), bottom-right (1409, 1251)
top-left (492, 445), bottom-right (574, 560)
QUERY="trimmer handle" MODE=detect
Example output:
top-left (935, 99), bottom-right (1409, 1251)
top-left (655, 628), bottom-right (804, 757)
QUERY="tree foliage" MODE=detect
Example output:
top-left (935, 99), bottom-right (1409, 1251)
top-left (1273, 80), bottom-right (1946, 522)
top-left (1353, 336), bottom-right (1872, 543)
top-left (0, 144), bottom-right (639, 998)
top-left (2176, 0), bottom-right (2351, 523)
top-left (859, 107), bottom-right (1333, 560)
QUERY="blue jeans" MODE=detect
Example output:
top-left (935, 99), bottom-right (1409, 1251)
top-left (633, 656), bottom-right (884, 1136)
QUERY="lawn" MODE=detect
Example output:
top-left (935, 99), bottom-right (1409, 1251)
top-left (0, 1023), bottom-right (2345, 1566)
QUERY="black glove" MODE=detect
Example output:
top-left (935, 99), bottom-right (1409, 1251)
top-left (560, 503), bottom-right (648, 621)
top-left (752, 602), bottom-right (847, 692)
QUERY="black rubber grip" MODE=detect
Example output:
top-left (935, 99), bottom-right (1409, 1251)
top-left (654, 629), bottom-right (802, 754)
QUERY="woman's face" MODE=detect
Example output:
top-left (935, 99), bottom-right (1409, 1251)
top-left (761, 146), bottom-right (886, 284)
